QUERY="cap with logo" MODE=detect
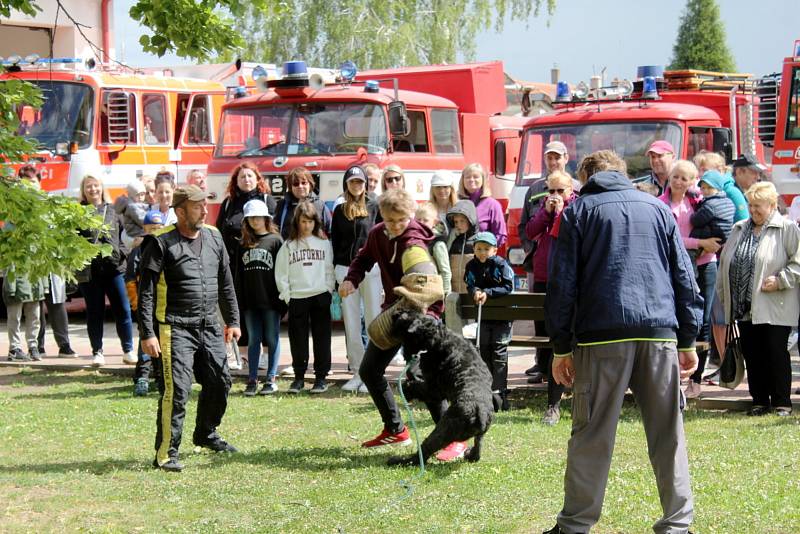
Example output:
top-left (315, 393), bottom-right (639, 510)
top-left (732, 153), bottom-right (761, 169)
top-left (646, 140), bottom-right (675, 155)
top-left (343, 166), bottom-right (366, 182)
top-left (544, 141), bottom-right (568, 156)
top-left (172, 185), bottom-right (210, 208)
top-left (243, 199), bottom-right (272, 219)
top-left (143, 210), bottom-right (164, 225)
top-left (473, 231), bottom-right (498, 247)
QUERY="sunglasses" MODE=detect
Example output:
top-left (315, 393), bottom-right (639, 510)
top-left (384, 176), bottom-right (402, 184)
top-left (548, 188), bottom-right (566, 194)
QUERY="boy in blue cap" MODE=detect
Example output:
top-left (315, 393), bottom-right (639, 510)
top-left (464, 231), bottom-right (515, 410)
top-left (125, 210), bottom-right (165, 395)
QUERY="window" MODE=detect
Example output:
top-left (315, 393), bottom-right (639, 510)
top-left (100, 91), bottom-right (136, 144)
top-left (687, 127), bottom-right (713, 161)
top-left (786, 67), bottom-right (800, 140)
top-left (13, 81), bottom-right (94, 149)
top-left (392, 110), bottom-right (429, 152)
top-left (431, 109), bottom-right (462, 154)
top-left (184, 95), bottom-right (211, 144)
top-left (142, 93), bottom-right (168, 144)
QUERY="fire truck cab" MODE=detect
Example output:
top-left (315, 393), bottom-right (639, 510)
top-left (507, 67), bottom-right (766, 289)
top-left (206, 60), bottom-right (526, 221)
top-left (2, 56), bottom-right (226, 197)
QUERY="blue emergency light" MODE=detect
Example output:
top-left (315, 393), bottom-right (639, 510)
top-left (283, 61), bottom-right (308, 79)
top-left (555, 81), bottom-right (571, 102)
top-left (340, 61), bottom-right (357, 82)
top-left (642, 76), bottom-right (659, 99)
top-left (364, 80), bottom-right (379, 93)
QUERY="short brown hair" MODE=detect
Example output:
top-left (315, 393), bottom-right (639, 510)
top-left (576, 150), bottom-right (627, 183)
top-left (286, 167), bottom-right (316, 192)
top-left (379, 188), bottom-right (416, 216)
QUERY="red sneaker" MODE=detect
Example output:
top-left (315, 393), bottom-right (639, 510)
top-left (435, 441), bottom-right (467, 462)
top-left (361, 427), bottom-right (412, 448)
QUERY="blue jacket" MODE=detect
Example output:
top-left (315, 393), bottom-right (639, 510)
top-left (721, 172), bottom-right (749, 223)
top-left (464, 255), bottom-right (514, 299)
top-left (545, 171), bottom-right (703, 354)
top-left (689, 193), bottom-right (735, 242)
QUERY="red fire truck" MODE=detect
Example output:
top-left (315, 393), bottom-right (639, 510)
top-left (205, 61), bottom-right (527, 221)
top-left (506, 66), bottom-right (768, 289)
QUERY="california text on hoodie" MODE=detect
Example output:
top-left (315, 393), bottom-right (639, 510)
top-left (546, 171), bottom-right (703, 354)
top-left (275, 235), bottom-right (335, 303)
top-left (344, 219), bottom-right (443, 316)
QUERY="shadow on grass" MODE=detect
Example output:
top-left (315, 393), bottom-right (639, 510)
top-left (3, 457), bottom-right (145, 475)
top-left (0, 368), bottom-right (121, 388)
top-left (13, 384), bottom-right (137, 400)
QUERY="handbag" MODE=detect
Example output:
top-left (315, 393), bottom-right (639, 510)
top-left (718, 323), bottom-right (745, 390)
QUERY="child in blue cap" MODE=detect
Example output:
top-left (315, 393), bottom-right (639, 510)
top-left (464, 231), bottom-right (515, 410)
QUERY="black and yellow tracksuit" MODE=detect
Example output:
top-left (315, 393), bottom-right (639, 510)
top-left (138, 224), bottom-right (239, 466)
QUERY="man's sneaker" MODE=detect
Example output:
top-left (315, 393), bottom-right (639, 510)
top-left (9, 348), bottom-right (29, 361)
top-left (122, 351), bottom-right (137, 365)
top-left (259, 381), bottom-right (278, 395)
top-left (542, 404), bottom-right (561, 426)
top-left (527, 371), bottom-right (545, 384)
top-left (58, 346), bottom-right (77, 358)
top-left (287, 379), bottom-right (305, 394)
top-left (341, 376), bottom-right (363, 392)
top-left (134, 378), bottom-right (149, 396)
top-left (194, 437), bottom-right (238, 453)
top-left (361, 427), bottom-right (412, 448)
top-left (747, 405), bottom-right (770, 416)
top-left (435, 441), bottom-right (468, 462)
top-left (37, 346), bottom-right (46, 358)
top-left (684, 381), bottom-right (702, 399)
top-left (28, 346), bottom-right (42, 361)
top-left (244, 381), bottom-right (258, 397)
top-left (775, 406), bottom-right (793, 417)
top-left (525, 364), bottom-right (540, 376)
top-left (310, 379), bottom-right (328, 394)
top-left (153, 457), bottom-right (184, 472)
top-left (91, 350), bottom-right (105, 367)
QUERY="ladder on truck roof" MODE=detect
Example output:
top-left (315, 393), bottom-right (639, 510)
top-left (664, 69), bottom-right (753, 91)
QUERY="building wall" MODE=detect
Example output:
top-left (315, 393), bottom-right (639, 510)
top-left (1, 0), bottom-right (112, 61)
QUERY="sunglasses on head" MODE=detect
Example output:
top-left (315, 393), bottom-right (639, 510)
top-left (384, 175), bottom-right (402, 183)
top-left (548, 188), bottom-right (566, 194)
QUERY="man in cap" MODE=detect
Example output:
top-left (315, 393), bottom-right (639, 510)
top-left (517, 140), bottom-right (579, 381)
top-left (138, 185), bottom-right (241, 472)
top-left (731, 153), bottom-right (763, 194)
top-left (642, 140), bottom-right (676, 196)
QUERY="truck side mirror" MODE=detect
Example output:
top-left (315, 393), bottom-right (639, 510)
top-left (494, 140), bottom-right (507, 176)
top-left (388, 101), bottom-right (410, 137)
top-left (104, 91), bottom-right (133, 143)
top-left (712, 128), bottom-right (733, 164)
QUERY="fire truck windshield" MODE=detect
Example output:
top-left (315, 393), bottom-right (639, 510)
top-left (785, 67), bottom-right (800, 140)
top-left (516, 122), bottom-right (682, 185)
top-left (216, 102), bottom-right (389, 158)
top-left (13, 81), bottom-right (94, 150)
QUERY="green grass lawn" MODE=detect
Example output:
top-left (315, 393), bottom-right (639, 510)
top-left (1, 368), bottom-right (798, 533)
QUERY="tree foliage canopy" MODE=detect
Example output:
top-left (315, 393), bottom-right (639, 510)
top-left (669, 0), bottom-right (736, 72)
top-left (218, 0), bottom-right (556, 69)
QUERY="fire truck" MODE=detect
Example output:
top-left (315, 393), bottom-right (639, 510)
top-left (757, 40), bottom-right (800, 208)
top-left (205, 60), bottom-right (527, 221)
top-left (506, 66), bottom-right (768, 289)
top-left (1, 55), bottom-right (228, 197)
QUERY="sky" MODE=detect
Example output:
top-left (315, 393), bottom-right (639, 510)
top-left (115, 0), bottom-right (798, 84)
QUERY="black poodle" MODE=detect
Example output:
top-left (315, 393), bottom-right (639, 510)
top-left (387, 310), bottom-right (495, 466)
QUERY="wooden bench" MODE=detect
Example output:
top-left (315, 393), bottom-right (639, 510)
top-left (454, 292), bottom-right (550, 348)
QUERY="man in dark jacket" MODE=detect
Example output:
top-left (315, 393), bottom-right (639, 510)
top-left (139, 186), bottom-right (241, 472)
top-left (543, 151), bottom-right (702, 534)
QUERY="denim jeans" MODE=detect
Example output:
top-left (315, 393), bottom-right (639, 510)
top-left (244, 307), bottom-right (281, 383)
top-left (690, 261), bottom-right (717, 383)
top-left (79, 272), bottom-right (133, 353)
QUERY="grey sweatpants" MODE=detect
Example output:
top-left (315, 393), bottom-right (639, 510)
top-left (557, 341), bottom-right (693, 534)
top-left (6, 301), bottom-right (41, 352)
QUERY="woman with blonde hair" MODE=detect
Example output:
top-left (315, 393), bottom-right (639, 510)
top-left (428, 170), bottom-right (458, 233)
top-left (457, 163), bottom-right (507, 246)
top-left (380, 165), bottom-right (405, 193)
top-left (717, 182), bottom-right (800, 416)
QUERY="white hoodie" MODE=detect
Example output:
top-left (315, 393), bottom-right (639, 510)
top-left (275, 235), bottom-right (335, 303)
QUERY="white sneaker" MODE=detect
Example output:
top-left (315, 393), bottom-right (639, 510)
top-left (91, 351), bottom-right (105, 367)
top-left (258, 351), bottom-right (268, 370)
top-left (390, 354), bottom-right (405, 367)
top-left (122, 352), bottom-right (137, 365)
top-left (684, 381), bottom-right (702, 399)
top-left (787, 330), bottom-right (798, 352)
top-left (357, 383), bottom-right (369, 394)
top-left (228, 357), bottom-right (242, 371)
top-left (279, 366), bottom-right (294, 377)
top-left (342, 376), bottom-right (363, 392)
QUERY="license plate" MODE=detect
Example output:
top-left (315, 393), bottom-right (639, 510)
top-left (514, 275), bottom-right (528, 291)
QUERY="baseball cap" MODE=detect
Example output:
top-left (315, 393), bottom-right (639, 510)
top-left (698, 170), bottom-right (725, 191)
top-left (732, 153), bottom-right (759, 168)
top-left (143, 210), bottom-right (164, 225)
top-left (172, 185), bottom-right (210, 207)
top-left (243, 199), bottom-right (272, 219)
top-left (647, 140), bottom-right (675, 155)
top-left (473, 231), bottom-right (497, 247)
top-left (343, 165), bottom-right (366, 182)
top-left (544, 141), bottom-right (568, 156)
top-left (430, 170), bottom-right (454, 187)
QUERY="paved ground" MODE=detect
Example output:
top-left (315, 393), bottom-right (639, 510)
top-left (1, 315), bottom-right (798, 411)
